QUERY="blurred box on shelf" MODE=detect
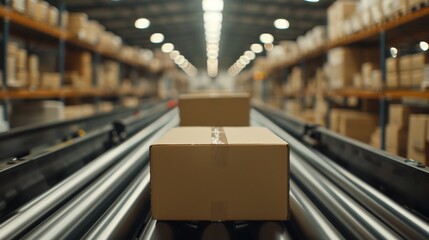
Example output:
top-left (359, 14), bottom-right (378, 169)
top-left (387, 72), bottom-right (399, 88)
top-left (407, 114), bottom-right (429, 166)
top-left (386, 57), bottom-right (398, 72)
top-left (122, 97), bottom-right (140, 108)
top-left (331, 109), bottom-right (378, 143)
top-left (26, 0), bottom-right (38, 18)
top-left (11, 0), bottom-right (26, 13)
top-left (47, 6), bottom-right (59, 26)
top-left (328, 0), bottom-right (358, 40)
top-left (370, 127), bottom-right (381, 149)
top-left (400, 70), bottom-right (412, 87)
top-left (64, 104), bottom-right (95, 120)
top-left (328, 47), bottom-right (362, 89)
top-left (179, 93), bottom-right (250, 126)
top-left (411, 68), bottom-right (425, 87)
top-left (28, 54), bottom-right (39, 88)
top-left (382, 0), bottom-right (408, 17)
top-left (411, 53), bottom-right (428, 69)
top-left (370, 1), bottom-right (384, 24)
top-left (11, 101), bottom-right (64, 127)
top-left (150, 127), bottom-right (289, 221)
top-left (400, 55), bottom-right (412, 71)
top-left (386, 124), bottom-right (408, 157)
top-left (389, 104), bottom-right (429, 128)
top-left (40, 72), bottom-right (61, 89)
top-left (99, 102), bottom-right (114, 113)
top-left (16, 49), bottom-right (27, 70)
top-left (34, 0), bottom-right (49, 23)
top-left (66, 51), bottom-right (92, 87)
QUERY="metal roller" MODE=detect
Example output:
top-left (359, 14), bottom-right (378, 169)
top-left (253, 109), bottom-right (429, 239)
top-left (0, 109), bottom-right (178, 240)
top-left (23, 115), bottom-right (179, 240)
top-left (252, 110), bottom-right (400, 239)
top-left (290, 181), bottom-right (343, 240)
top-left (84, 165), bottom-right (151, 239)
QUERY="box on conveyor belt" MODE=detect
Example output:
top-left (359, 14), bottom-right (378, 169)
top-left (408, 114), bottom-right (429, 166)
top-left (150, 127), bottom-right (289, 221)
top-left (179, 93), bottom-right (250, 126)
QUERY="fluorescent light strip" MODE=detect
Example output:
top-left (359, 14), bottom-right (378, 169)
top-left (203, 0), bottom-right (223, 77)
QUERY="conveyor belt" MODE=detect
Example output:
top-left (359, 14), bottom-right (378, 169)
top-left (0, 105), bottom-right (428, 240)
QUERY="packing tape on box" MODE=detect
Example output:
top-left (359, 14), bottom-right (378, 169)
top-left (211, 127), bottom-right (228, 167)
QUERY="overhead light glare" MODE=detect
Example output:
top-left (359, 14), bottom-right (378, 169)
top-left (260, 33), bottom-right (274, 43)
top-left (134, 18), bottom-right (150, 29)
top-left (274, 19), bottom-right (290, 29)
top-left (150, 33), bottom-right (164, 43)
top-left (251, 43), bottom-right (263, 53)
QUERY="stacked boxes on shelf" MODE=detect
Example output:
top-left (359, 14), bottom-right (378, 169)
top-left (387, 53), bottom-right (429, 89)
top-left (386, 104), bottom-right (428, 157)
top-left (330, 109), bottom-right (379, 144)
top-left (11, 0), bottom-right (63, 28)
top-left (328, 0), bottom-right (358, 40)
top-left (65, 51), bottom-right (92, 89)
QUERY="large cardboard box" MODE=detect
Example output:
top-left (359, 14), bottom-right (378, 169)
top-left (179, 93), bottom-right (250, 126)
top-left (407, 115), bottom-right (429, 165)
top-left (150, 127), bottom-right (289, 221)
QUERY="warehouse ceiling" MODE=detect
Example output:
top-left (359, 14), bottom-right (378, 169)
top-left (55, 0), bottom-right (335, 72)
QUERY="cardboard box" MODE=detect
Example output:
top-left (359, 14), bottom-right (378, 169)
top-left (339, 112), bottom-right (378, 143)
top-left (389, 104), bottom-right (428, 128)
top-left (400, 55), bottom-right (412, 71)
top-left (386, 57), bottom-right (398, 73)
top-left (407, 115), bottom-right (429, 165)
top-left (48, 6), bottom-right (59, 26)
top-left (179, 93), bottom-right (250, 126)
top-left (400, 70), bottom-right (412, 87)
top-left (11, 0), bottom-right (26, 13)
top-left (411, 53), bottom-right (428, 70)
top-left (387, 72), bottom-right (399, 88)
top-left (370, 127), bottom-right (381, 149)
top-left (411, 68), bottom-right (425, 87)
top-left (150, 127), bottom-right (289, 221)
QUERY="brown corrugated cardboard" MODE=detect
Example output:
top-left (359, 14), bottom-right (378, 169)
top-left (407, 114), bottom-right (429, 165)
top-left (179, 93), bottom-right (250, 126)
top-left (150, 127), bottom-right (289, 221)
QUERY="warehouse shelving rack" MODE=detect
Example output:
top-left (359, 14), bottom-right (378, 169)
top-left (265, 6), bottom-right (429, 151)
top-left (0, 1), bottom-right (158, 122)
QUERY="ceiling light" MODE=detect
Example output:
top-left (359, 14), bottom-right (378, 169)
top-left (304, 0), bottom-right (319, 2)
top-left (390, 47), bottom-right (398, 58)
top-left (202, 0), bottom-right (224, 12)
top-left (135, 18), bottom-right (150, 29)
top-left (260, 33), bottom-right (274, 43)
top-left (274, 19), bottom-right (289, 29)
top-left (150, 33), bottom-right (164, 43)
top-left (244, 50), bottom-right (255, 60)
top-left (207, 52), bottom-right (219, 58)
top-left (169, 50), bottom-right (180, 59)
top-left (419, 41), bottom-right (429, 51)
top-left (161, 43), bottom-right (174, 53)
top-left (204, 12), bottom-right (222, 23)
top-left (251, 43), bottom-right (263, 53)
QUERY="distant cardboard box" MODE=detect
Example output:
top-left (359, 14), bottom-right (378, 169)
top-left (150, 127), bottom-right (289, 221)
top-left (179, 93), bottom-right (250, 126)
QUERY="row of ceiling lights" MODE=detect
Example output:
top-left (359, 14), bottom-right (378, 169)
top-left (135, 17), bottom-right (197, 76)
top-left (162, 44), bottom-right (198, 76)
top-left (203, 0), bottom-right (223, 78)
top-left (228, 32), bottom-right (276, 76)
